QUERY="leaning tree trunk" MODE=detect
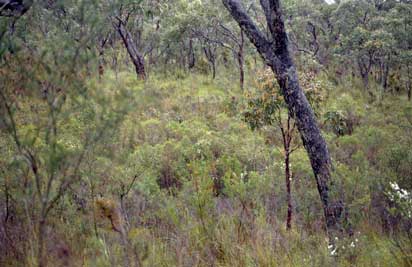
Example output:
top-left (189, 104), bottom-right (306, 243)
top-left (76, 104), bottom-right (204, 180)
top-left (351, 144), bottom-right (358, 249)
top-left (222, 0), bottom-right (345, 237)
top-left (116, 21), bottom-right (146, 80)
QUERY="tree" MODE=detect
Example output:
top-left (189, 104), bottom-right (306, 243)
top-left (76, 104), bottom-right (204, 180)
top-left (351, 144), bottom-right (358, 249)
top-left (386, 2), bottom-right (412, 100)
top-left (244, 69), bottom-right (298, 230)
top-left (115, 17), bottom-right (146, 80)
top-left (244, 69), bottom-right (325, 230)
top-left (109, 2), bottom-right (147, 80)
top-left (222, 0), bottom-right (345, 237)
top-left (0, 0), bottom-right (32, 17)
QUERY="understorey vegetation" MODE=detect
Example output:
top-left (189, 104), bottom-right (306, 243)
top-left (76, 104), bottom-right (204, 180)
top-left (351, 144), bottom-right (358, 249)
top-left (1, 0), bottom-right (411, 266)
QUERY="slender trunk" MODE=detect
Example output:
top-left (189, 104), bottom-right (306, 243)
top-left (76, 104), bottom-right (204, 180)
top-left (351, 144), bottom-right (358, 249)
top-left (382, 64), bottom-right (389, 90)
top-left (407, 65), bottom-right (411, 101)
top-left (358, 60), bottom-right (369, 89)
top-left (362, 73), bottom-right (369, 89)
top-left (204, 45), bottom-right (216, 79)
top-left (116, 21), bottom-right (146, 80)
top-left (188, 38), bottom-right (196, 69)
top-left (98, 52), bottom-right (104, 80)
top-left (180, 41), bottom-right (186, 70)
top-left (285, 150), bottom-right (292, 230)
top-left (238, 30), bottom-right (245, 90)
top-left (37, 218), bottom-right (46, 267)
top-left (212, 60), bottom-right (216, 79)
top-left (282, 116), bottom-right (293, 230)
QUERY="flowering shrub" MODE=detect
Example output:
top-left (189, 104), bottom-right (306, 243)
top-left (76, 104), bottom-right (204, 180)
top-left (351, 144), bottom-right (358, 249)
top-left (387, 182), bottom-right (412, 218)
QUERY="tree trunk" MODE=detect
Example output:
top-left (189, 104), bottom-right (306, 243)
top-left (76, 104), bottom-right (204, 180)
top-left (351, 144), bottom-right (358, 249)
top-left (188, 38), bottom-right (196, 69)
top-left (222, 0), bottom-right (345, 237)
top-left (116, 21), bottom-right (146, 80)
top-left (382, 64), bottom-right (389, 90)
top-left (358, 60), bottom-right (370, 89)
top-left (282, 115), bottom-right (293, 230)
top-left (285, 149), bottom-right (292, 230)
top-left (238, 30), bottom-right (245, 90)
top-left (204, 45), bottom-right (216, 79)
top-left (407, 64), bottom-right (411, 101)
top-left (37, 218), bottom-right (46, 267)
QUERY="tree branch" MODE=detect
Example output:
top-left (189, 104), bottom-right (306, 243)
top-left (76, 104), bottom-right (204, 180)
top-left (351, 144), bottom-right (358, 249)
top-left (222, 0), bottom-right (271, 56)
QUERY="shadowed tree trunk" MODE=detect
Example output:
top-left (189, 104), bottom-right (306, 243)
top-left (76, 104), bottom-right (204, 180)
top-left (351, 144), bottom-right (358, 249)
top-left (407, 64), bottom-right (411, 101)
top-left (358, 54), bottom-right (373, 90)
top-left (115, 19), bottom-right (146, 80)
top-left (204, 44), bottom-right (216, 79)
top-left (222, 0), bottom-right (345, 237)
top-left (237, 30), bottom-right (245, 91)
top-left (188, 38), bottom-right (196, 69)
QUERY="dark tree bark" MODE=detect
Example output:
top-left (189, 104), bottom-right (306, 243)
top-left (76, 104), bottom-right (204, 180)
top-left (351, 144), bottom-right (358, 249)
top-left (204, 44), bottom-right (217, 79)
top-left (188, 38), bottom-right (196, 69)
top-left (285, 147), bottom-right (292, 230)
top-left (115, 19), bottom-right (146, 80)
top-left (37, 218), bottom-right (46, 267)
top-left (407, 64), bottom-right (411, 101)
top-left (0, 0), bottom-right (32, 17)
top-left (222, 0), bottom-right (345, 236)
top-left (237, 30), bottom-right (245, 91)
top-left (280, 114), bottom-right (294, 230)
top-left (358, 53), bottom-right (373, 89)
top-left (97, 33), bottom-right (111, 80)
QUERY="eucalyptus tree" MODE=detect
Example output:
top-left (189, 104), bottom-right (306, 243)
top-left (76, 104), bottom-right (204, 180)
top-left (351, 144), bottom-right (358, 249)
top-left (104, 0), bottom-right (148, 80)
top-left (386, 2), bottom-right (412, 99)
top-left (331, 0), bottom-right (395, 90)
top-left (222, 0), bottom-right (346, 238)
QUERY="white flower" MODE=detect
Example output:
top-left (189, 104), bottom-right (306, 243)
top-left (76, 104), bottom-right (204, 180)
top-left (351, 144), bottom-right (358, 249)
top-left (390, 182), bottom-right (400, 191)
top-left (350, 242), bottom-right (355, 248)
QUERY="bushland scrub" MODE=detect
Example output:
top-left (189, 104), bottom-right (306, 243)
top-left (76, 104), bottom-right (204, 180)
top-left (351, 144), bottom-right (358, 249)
top-left (1, 0), bottom-right (412, 266)
top-left (1, 68), bottom-right (411, 266)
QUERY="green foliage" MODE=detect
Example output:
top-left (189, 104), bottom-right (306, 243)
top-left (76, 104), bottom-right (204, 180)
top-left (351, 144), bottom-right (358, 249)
top-left (1, 0), bottom-right (412, 266)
